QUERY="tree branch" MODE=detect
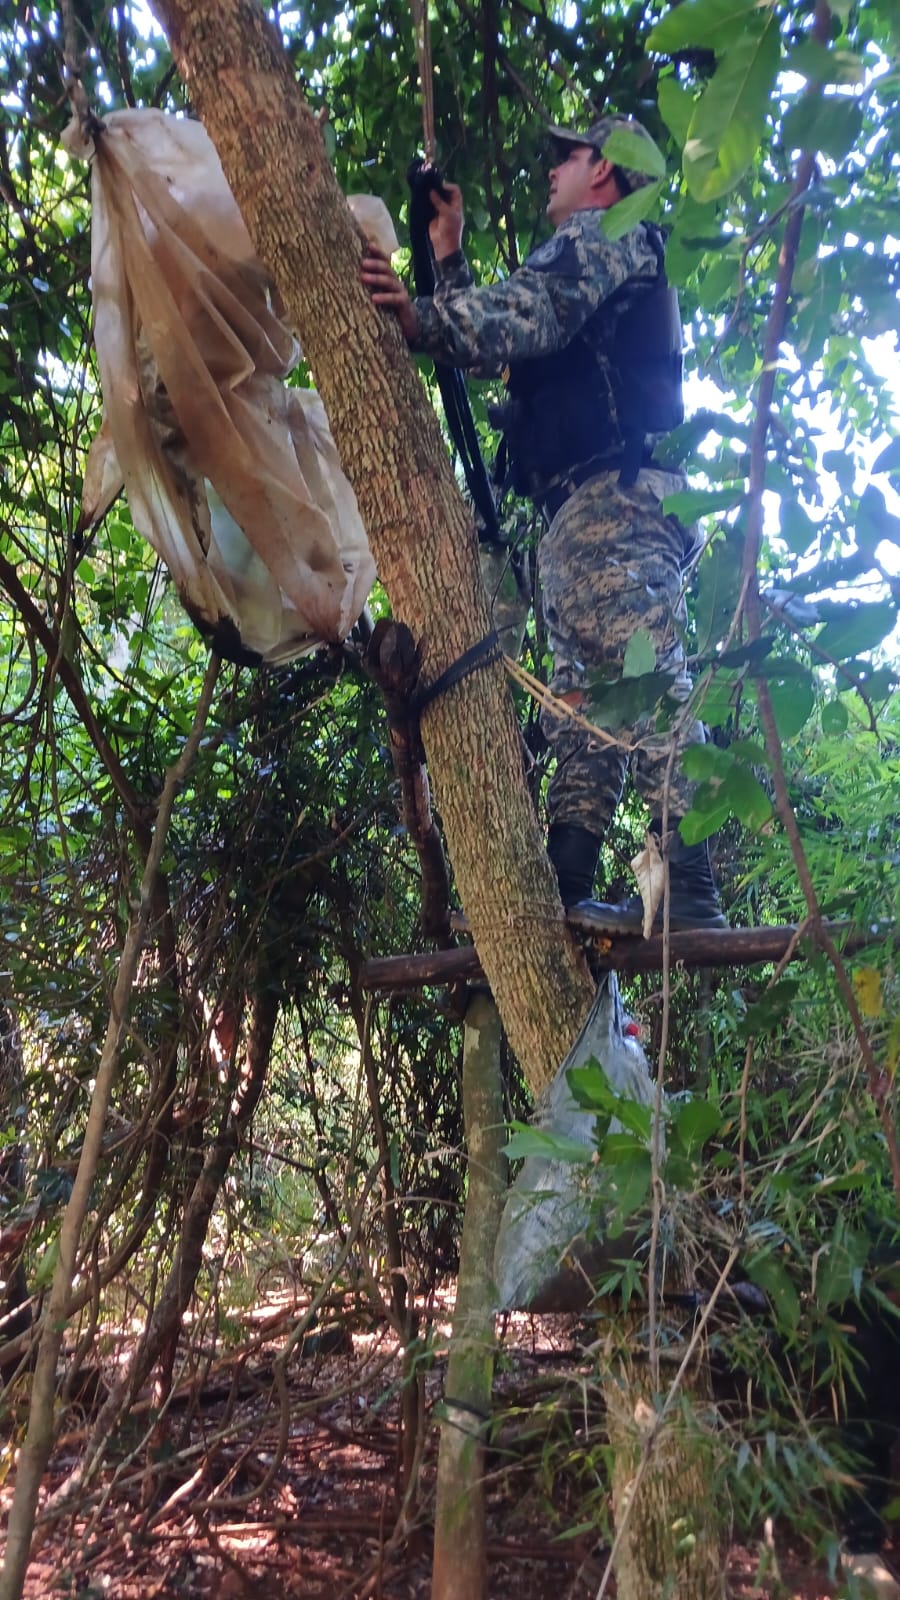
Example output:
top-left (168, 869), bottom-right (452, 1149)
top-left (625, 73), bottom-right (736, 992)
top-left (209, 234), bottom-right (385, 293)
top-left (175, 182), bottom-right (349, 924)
top-left (357, 920), bottom-right (880, 992)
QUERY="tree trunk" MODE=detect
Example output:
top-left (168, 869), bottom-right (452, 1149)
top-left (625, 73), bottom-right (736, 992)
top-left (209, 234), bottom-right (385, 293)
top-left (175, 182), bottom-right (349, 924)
top-left (601, 1336), bottom-right (726, 1600)
top-left (149, 0), bottom-right (594, 1098)
top-left (432, 992), bottom-right (506, 1600)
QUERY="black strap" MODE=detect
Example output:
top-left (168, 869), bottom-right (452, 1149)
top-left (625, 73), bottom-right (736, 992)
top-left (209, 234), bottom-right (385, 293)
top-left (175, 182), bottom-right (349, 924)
top-left (442, 1395), bottom-right (492, 1423)
top-left (540, 449), bottom-right (661, 521)
top-left (415, 630), bottom-right (503, 714)
top-left (407, 159), bottom-right (500, 542)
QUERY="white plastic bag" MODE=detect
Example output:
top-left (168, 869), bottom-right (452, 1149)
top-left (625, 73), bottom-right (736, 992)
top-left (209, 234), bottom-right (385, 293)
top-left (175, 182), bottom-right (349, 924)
top-left (66, 109), bottom-right (388, 664)
top-left (494, 974), bottom-right (657, 1311)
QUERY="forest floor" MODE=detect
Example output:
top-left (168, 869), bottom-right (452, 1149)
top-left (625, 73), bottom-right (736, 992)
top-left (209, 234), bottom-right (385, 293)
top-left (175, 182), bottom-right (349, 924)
top-left (2, 1288), bottom-right (896, 1600)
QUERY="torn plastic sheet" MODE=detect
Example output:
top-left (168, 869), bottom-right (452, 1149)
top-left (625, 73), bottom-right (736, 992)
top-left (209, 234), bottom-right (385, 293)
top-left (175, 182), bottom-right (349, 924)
top-left (494, 974), bottom-right (659, 1312)
top-left (631, 829), bottom-right (665, 939)
top-left (65, 108), bottom-right (390, 664)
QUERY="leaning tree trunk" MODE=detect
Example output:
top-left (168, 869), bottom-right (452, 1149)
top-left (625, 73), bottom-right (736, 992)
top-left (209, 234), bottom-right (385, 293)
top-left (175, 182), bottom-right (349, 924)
top-left (150, 0), bottom-right (594, 1099)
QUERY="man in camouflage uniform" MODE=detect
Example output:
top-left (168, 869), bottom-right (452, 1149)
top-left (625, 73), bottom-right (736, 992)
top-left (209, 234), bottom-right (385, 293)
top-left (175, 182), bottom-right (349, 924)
top-left (362, 115), bottom-right (724, 931)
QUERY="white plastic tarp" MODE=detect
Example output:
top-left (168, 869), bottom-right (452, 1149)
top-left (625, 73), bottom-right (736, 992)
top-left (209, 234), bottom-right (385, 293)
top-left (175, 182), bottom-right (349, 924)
top-left (66, 108), bottom-right (389, 665)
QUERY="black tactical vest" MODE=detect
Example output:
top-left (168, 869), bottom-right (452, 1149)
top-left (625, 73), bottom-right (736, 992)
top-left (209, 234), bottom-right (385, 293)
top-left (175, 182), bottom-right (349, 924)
top-left (496, 224), bottom-right (684, 498)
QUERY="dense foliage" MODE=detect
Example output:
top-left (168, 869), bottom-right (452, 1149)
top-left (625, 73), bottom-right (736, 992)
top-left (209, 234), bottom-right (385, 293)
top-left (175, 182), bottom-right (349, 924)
top-left (1, 0), bottom-right (898, 1582)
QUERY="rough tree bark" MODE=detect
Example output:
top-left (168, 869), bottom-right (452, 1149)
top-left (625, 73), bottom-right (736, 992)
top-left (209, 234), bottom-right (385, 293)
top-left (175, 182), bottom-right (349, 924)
top-left (149, 0), bottom-right (595, 1099)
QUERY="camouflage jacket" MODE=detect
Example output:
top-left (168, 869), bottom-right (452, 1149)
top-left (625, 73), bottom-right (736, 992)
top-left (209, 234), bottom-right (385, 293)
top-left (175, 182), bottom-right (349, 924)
top-left (411, 209), bottom-right (662, 379)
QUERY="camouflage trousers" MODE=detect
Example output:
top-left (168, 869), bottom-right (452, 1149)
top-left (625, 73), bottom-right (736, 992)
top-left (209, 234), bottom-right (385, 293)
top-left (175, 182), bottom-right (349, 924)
top-left (538, 466), bottom-right (705, 838)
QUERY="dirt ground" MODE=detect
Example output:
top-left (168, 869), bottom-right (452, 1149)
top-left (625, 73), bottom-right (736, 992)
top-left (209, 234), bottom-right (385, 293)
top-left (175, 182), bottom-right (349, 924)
top-left (2, 1296), bottom-right (897, 1600)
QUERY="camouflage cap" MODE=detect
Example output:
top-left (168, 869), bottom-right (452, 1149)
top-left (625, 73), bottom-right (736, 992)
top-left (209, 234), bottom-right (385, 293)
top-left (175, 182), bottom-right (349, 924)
top-left (545, 114), bottom-right (659, 195)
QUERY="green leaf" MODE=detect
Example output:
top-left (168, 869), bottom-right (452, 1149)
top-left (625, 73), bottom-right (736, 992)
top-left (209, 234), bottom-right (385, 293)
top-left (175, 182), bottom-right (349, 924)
top-left (872, 439), bottom-right (900, 476)
top-left (680, 744), bottom-right (772, 834)
top-left (853, 666), bottom-right (896, 702)
top-left (745, 1250), bottom-right (801, 1330)
top-left (821, 699), bottom-right (849, 735)
top-left (647, 0), bottom-right (774, 54)
top-left (600, 182), bottom-right (663, 241)
top-left (681, 742), bottom-right (735, 782)
top-left (568, 1064), bottom-right (652, 1143)
top-left (739, 979), bottom-right (800, 1037)
top-left (33, 1235), bottom-right (61, 1291)
top-left (856, 484), bottom-right (900, 560)
top-left (107, 521), bottom-right (133, 552)
top-left (665, 1152), bottom-right (699, 1191)
top-left (695, 254), bottom-right (740, 313)
top-left (785, 39), bottom-right (865, 85)
top-left (585, 669), bottom-right (673, 731)
top-left (723, 766), bottom-right (773, 831)
top-left (696, 671), bottom-right (740, 728)
top-left (767, 673), bottom-right (815, 740)
top-left (672, 1096), bottom-right (722, 1154)
top-left (781, 95), bottom-right (863, 162)
top-left (662, 485), bottom-right (745, 522)
top-left (601, 127), bottom-right (667, 180)
top-left (815, 600), bottom-right (897, 660)
top-left (713, 639), bottom-right (775, 670)
top-left (603, 1145), bottom-right (653, 1224)
top-left (728, 737), bottom-right (771, 767)
top-left (623, 628), bottom-right (656, 679)
top-left (779, 500), bottom-right (818, 556)
top-left (683, 12), bottom-right (782, 201)
top-left (679, 796), bottom-right (734, 844)
top-left (657, 77), bottom-right (696, 149)
top-left (693, 528), bottom-right (745, 654)
top-left (503, 1126), bottom-right (594, 1165)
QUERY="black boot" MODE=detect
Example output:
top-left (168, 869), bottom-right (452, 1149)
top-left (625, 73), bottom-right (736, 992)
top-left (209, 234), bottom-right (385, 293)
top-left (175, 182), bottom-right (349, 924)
top-left (663, 824), bottom-right (727, 930)
top-left (567, 820), bottom-right (727, 935)
top-left (547, 823), bottom-right (601, 908)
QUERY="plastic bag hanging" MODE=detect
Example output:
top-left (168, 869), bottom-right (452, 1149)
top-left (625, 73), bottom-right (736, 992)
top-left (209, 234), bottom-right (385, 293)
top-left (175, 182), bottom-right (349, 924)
top-left (66, 108), bottom-right (388, 665)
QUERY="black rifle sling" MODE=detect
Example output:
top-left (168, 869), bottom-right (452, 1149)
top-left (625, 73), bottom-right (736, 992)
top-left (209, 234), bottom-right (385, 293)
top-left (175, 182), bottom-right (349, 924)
top-left (407, 159), bottom-right (500, 542)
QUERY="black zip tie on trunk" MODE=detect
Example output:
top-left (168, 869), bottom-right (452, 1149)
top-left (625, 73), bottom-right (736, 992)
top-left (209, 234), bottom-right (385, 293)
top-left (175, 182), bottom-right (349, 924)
top-left (415, 630), bottom-right (503, 714)
top-left (407, 158), bottom-right (501, 543)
